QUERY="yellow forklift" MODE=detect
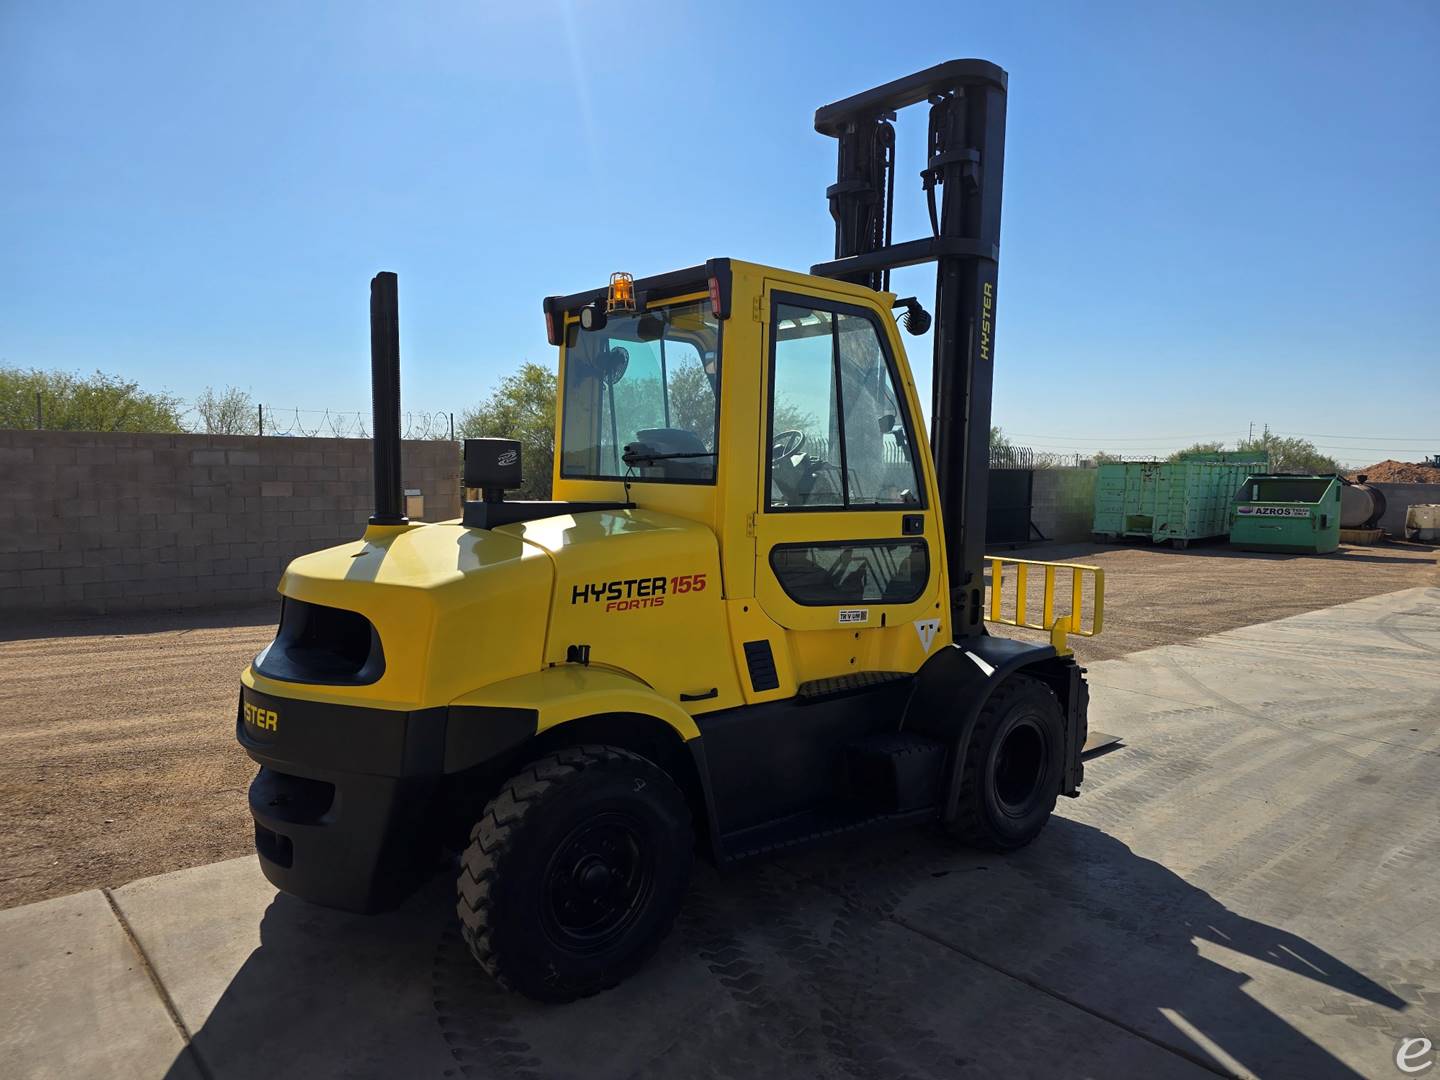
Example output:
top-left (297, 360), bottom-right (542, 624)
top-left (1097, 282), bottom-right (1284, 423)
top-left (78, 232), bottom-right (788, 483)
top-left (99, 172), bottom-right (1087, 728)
top-left (237, 60), bottom-right (1103, 1001)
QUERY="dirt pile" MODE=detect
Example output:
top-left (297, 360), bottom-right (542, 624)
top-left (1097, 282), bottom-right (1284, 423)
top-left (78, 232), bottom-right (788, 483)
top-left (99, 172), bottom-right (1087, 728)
top-left (1348, 460), bottom-right (1440, 484)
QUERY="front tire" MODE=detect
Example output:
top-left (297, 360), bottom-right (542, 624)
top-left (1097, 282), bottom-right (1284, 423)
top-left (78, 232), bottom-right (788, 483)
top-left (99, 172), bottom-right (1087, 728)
top-left (456, 745), bottom-right (693, 1002)
top-left (948, 675), bottom-right (1064, 851)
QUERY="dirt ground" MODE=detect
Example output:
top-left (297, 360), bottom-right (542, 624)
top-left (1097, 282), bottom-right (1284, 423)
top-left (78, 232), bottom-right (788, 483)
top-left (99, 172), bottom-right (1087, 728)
top-left (0, 608), bottom-right (278, 911)
top-left (991, 538), bottom-right (1439, 665)
top-left (1, 539), bottom-right (1435, 910)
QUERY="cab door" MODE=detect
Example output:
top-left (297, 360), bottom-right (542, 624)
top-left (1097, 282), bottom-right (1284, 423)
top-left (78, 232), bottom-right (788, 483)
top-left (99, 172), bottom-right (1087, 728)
top-left (753, 282), bottom-right (947, 685)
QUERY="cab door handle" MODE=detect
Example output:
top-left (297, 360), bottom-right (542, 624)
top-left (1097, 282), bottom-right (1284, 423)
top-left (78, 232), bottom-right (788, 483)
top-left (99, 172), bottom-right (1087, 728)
top-left (902, 514), bottom-right (924, 535)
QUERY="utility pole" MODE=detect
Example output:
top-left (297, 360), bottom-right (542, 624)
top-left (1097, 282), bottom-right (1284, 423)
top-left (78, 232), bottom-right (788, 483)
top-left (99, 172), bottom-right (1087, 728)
top-left (258, 403), bottom-right (265, 436)
top-left (449, 412), bottom-right (455, 441)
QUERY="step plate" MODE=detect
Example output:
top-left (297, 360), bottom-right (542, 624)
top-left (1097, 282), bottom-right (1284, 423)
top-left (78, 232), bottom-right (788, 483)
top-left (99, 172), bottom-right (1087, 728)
top-left (796, 670), bottom-right (911, 701)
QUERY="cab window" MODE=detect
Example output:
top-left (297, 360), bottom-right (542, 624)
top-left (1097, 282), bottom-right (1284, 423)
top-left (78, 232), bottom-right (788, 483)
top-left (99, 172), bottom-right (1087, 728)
top-left (770, 540), bottom-right (929, 606)
top-left (560, 299), bottom-right (720, 483)
top-left (767, 298), bottom-right (923, 509)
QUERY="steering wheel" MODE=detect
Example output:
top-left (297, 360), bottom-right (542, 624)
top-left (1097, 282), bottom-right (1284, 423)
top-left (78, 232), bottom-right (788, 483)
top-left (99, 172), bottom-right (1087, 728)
top-left (771, 429), bottom-right (807, 461)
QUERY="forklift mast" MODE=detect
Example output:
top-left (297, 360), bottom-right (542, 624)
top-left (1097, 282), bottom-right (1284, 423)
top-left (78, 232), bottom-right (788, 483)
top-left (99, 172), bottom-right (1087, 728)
top-left (811, 60), bottom-right (1007, 640)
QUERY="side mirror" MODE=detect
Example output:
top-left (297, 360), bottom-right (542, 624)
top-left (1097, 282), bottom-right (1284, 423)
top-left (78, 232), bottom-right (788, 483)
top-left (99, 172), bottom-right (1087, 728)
top-left (877, 412), bottom-right (896, 434)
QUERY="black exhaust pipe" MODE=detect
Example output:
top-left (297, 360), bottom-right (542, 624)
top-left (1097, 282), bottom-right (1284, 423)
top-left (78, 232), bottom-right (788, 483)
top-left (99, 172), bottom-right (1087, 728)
top-left (368, 271), bottom-right (407, 526)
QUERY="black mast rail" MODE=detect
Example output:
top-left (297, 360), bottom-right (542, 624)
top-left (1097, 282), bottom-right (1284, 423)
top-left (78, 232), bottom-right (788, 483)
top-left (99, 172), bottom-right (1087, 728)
top-left (811, 59), bottom-right (1008, 641)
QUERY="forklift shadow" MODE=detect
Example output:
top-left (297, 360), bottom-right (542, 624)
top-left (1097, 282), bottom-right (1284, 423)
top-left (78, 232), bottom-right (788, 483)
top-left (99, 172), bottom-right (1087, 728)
top-left (164, 820), bottom-right (1412, 1079)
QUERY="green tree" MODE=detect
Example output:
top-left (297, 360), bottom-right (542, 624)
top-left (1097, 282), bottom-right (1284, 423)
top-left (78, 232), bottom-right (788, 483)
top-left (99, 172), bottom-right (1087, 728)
top-left (0, 366), bottom-right (185, 432)
top-left (1166, 441), bottom-right (1226, 462)
top-left (1237, 425), bottom-right (1338, 473)
top-left (458, 362), bottom-right (557, 499)
top-left (666, 361), bottom-right (718, 446)
top-left (194, 385), bottom-right (257, 434)
top-left (772, 401), bottom-right (816, 438)
top-left (989, 425), bottom-right (1012, 453)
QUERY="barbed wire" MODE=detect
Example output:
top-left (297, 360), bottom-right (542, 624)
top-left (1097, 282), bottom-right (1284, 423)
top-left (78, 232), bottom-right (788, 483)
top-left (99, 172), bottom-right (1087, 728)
top-left (174, 402), bottom-right (457, 440)
top-left (989, 446), bottom-right (1093, 469)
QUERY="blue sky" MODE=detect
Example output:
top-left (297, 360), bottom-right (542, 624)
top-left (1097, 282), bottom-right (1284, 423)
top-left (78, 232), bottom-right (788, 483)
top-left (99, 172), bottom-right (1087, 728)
top-left (3, 1), bottom-right (1436, 464)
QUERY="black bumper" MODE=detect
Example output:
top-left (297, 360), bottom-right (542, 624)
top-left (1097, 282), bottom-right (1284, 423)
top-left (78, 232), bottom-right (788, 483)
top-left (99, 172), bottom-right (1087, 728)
top-left (237, 684), bottom-right (535, 914)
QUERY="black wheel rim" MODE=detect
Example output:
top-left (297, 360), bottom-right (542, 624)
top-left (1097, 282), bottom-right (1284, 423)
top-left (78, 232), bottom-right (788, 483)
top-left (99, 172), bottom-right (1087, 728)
top-left (540, 811), bottom-right (655, 954)
top-left (993, 718), bottom-right (1046, 815)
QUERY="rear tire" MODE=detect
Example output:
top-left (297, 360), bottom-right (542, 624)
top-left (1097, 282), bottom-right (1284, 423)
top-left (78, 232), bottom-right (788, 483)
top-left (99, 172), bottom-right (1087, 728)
top-left (456, 745), bottom-right (692, 1002)
top-left (948, 675), bottom-right (1064, 851)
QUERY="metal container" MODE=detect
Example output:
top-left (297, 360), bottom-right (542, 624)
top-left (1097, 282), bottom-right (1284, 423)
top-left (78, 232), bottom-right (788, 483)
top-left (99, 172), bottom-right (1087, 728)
top-left (1406, 504), bottom-right (1440, 541)
top-left (1340, 479), bottom-right (1387, 529)
top-left (1093, 453), bottom-right (1268, 547)
top-left (1230, 474), bottom-right (1341, 554)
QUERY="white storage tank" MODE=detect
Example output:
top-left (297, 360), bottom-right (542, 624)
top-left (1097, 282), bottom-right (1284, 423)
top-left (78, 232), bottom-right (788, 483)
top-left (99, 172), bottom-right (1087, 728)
top-left (1405, 504), bottom-right (1440, 541)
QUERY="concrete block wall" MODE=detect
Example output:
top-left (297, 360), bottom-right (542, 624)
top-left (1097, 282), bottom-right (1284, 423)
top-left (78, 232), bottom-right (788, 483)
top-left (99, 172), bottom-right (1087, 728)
top-left (1030, 468), bottom-right (1098, 543)
top-left (0, 431), bottom-right (460, 617)
top-left (1369, 482), bottom-right (1440, 538)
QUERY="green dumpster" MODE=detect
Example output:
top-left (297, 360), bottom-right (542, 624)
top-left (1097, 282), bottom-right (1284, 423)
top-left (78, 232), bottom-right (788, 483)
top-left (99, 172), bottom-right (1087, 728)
top-left (1229, 474), bottom-right (1341, 554)
top-left (1093, 452), bottom-right (1268, 548)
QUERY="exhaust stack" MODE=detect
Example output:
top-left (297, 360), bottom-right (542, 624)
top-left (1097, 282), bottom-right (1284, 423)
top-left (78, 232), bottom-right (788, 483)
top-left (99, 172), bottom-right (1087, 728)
top-left (368, 271), bottom-right (407, 526)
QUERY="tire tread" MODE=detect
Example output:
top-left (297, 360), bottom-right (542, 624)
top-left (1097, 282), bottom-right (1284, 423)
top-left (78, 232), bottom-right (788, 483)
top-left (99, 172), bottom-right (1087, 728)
top-left (948, 674), bottom-right (1062, 851)
top-left (455, 744), bottom-right (687, 999)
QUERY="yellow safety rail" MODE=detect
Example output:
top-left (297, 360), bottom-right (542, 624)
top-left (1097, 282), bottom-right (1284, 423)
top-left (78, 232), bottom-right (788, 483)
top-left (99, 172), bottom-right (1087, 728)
top-left (985, 557), bottom-right (1104, 656)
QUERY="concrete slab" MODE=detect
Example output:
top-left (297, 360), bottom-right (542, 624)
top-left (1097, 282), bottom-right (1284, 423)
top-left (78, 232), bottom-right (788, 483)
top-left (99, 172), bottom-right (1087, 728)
top-left (111, 855), bottom-right (1214, 1080)
top-left (109, 857), bottom-right (460, 1079)
top-left (0, 889), bottom-right (202, 1080)
top-left (6, 587), bottom-right (1439, 1079)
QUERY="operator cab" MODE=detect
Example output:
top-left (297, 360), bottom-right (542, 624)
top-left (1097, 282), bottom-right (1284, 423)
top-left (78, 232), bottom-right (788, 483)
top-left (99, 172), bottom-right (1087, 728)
top-left (542, 259), bottom-right (945, 694)
top-left (548, 269), bottom-right (924, 517)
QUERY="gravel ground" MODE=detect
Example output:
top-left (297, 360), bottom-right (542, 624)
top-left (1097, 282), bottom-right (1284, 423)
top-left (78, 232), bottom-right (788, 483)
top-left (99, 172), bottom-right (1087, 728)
top-left (1, 540), bottom-right (1434, 909)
